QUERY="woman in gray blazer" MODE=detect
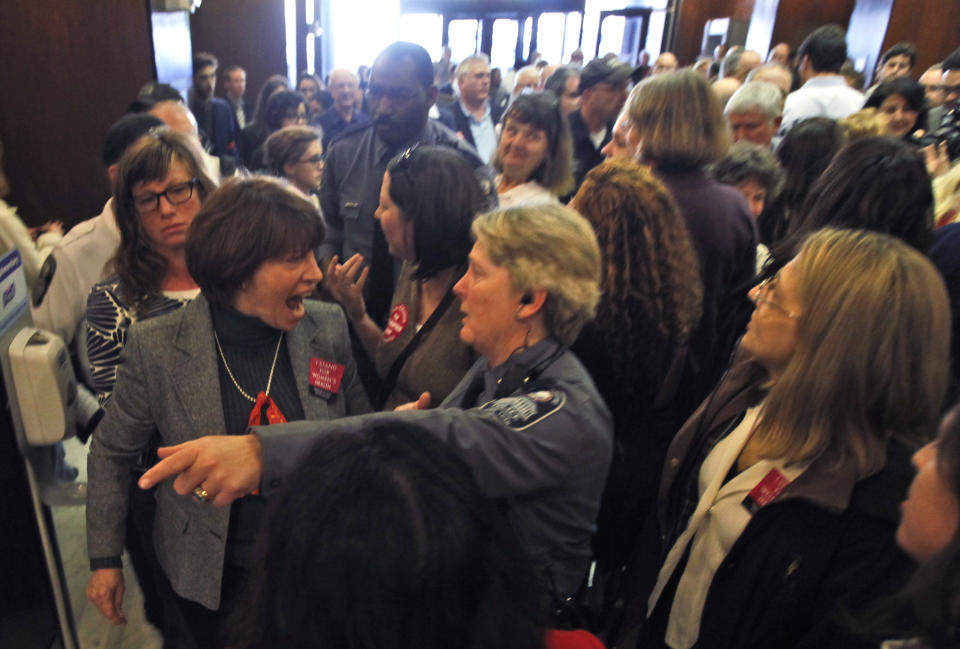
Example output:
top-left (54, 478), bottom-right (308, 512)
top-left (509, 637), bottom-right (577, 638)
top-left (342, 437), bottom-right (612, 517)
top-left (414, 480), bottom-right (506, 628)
top-left (85, 176), bottom-right (370, 648)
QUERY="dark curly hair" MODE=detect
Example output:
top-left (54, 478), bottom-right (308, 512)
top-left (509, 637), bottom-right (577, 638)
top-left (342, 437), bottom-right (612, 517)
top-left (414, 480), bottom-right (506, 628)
top-left (570, 158), bottom-right (702, 372)
top-left (112, 127), bottom-right (218, 314)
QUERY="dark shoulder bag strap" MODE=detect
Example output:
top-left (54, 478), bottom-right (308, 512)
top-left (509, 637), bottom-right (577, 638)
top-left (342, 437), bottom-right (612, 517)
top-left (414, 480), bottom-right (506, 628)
top-left (376, 287), bottom-right (458, 408)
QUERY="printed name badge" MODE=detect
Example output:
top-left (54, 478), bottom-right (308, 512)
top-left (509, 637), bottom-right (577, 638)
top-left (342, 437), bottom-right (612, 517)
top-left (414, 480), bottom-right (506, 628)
top-left (382, 304), bottom-right (409, 343)
top-left (479, 390), bottom-right (566, 431)
top-left (742, 467), bottom-right (790, 514)
top-left (309, 357), bottom-right (344, 400)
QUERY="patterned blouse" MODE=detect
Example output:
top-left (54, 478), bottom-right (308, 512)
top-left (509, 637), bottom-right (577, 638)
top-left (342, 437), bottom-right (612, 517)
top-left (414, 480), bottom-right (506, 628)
top-left (85, 275), bottom-right (198, 404)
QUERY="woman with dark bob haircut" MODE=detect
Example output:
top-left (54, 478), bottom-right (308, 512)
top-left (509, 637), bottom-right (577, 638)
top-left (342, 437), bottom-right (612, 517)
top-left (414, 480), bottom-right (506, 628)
top-left (626, 69), bottom-right (756, 416)
top-left (864, 76), bottom-right (928, 141)
top-left (327, 145), bottom-right (481, 408)
top-left (492, 92), bottom-right (574, 206)
top-left (230, 421), bottom-right (561, 649)
top-left (86, 176), bottom-right (370, 649)
top-left (775, 136), bottom-right (934, 262)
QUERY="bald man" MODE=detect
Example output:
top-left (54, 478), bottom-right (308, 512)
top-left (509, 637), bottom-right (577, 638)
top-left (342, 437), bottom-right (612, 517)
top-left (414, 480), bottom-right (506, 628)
top-left (748, 63), bottom-right (794, 96)
top-left (149, 100), bottom-right (229, 179)
top-left (768, 43), bottom-right (791, 66)
top-left (652, 52), bottom-right (679, 75)
top-left (317, 68), bottom-right (369, 147)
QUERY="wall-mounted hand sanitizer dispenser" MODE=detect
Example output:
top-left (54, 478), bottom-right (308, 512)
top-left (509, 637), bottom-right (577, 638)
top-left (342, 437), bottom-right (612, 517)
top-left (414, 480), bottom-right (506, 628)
top-left (8, 327), bottom-right (77, 445)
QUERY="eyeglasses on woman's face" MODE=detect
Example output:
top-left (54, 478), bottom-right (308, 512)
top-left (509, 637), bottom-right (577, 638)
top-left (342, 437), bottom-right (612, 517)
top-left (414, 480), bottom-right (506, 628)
top-left (132, 178), bottom-right (199, 214)
top-left (750, 271), bottom-right (800, 320)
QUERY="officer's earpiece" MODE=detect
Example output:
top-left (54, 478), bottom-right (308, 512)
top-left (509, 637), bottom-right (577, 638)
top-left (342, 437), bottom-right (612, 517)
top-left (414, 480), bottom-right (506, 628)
top-left (520, 293), bottom-right (533, 305)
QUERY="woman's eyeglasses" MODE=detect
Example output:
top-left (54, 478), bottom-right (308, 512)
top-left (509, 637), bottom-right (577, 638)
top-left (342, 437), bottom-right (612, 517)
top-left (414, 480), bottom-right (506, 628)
top-left (132, 179), bottom-right (199, 213)
top-left (750, 272), bottom-right (799, 319)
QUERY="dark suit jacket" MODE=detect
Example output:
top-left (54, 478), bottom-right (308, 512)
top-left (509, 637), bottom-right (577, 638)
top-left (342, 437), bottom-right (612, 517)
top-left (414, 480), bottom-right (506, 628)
top-left (87, 296), bottom-right (369, 609)
top-left (191, 96), bottom-right (240, 159)
top-left (437, 99), bottom-right (506, 151)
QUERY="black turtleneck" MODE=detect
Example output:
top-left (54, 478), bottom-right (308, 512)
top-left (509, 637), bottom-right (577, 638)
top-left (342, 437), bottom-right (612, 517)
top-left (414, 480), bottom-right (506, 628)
top-left (209, 301), bottom-right (305, 566)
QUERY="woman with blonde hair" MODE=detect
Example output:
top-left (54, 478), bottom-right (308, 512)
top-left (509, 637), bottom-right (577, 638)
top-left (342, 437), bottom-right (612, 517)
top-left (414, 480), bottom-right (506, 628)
top-left (609, 229), bottom-right (950, 649)
top-left (569, 158), bottom-right (703, 571)
top-left (627, 70), bottom-right (756, 413)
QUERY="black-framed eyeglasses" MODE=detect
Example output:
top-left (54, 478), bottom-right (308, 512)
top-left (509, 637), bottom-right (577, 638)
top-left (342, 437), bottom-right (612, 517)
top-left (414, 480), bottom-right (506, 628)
top-left (133, 179), bottom-right (199, 213)
top-left (296, 154), bottom-right (323, 166)
top-left (750, 272), bottom-right (799, 319)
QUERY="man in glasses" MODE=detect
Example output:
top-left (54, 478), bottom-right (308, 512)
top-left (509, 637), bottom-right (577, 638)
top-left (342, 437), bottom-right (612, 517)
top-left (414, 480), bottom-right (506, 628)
top-left (318, 41), bottom-right (495, 331)
top-left (317, 69), bottom-right (368, 149)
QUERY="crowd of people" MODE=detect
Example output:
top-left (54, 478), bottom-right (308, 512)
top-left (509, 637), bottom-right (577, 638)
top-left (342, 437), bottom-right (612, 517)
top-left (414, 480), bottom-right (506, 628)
top-left (5, 17), bottom-right (960, 649)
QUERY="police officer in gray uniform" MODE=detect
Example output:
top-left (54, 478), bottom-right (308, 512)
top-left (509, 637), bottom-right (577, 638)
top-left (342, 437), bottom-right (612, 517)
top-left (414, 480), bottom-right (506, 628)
top-left (140, 204), bottom-right (613, 597)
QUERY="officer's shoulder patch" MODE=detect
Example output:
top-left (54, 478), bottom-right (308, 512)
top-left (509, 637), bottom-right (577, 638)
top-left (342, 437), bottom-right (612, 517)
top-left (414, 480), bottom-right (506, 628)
top-left (480, 389), bottom-right (566, 431)
top-left (32, 255), bottom-right (56, 307)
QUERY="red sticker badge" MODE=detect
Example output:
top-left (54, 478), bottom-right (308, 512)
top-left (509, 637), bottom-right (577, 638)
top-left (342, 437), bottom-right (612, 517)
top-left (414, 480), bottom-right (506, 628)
top-left (309, 357), bottom-right (344, 400)
top-left (382, 304), bottom-right (409, 343)
top-left (742, 467), bottom-right (790, 514)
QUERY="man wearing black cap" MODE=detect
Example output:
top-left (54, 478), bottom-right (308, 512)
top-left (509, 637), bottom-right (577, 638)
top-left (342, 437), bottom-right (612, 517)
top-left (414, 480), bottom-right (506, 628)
top-left (568, 57), bottom-right (631, 192)
top-left (31, 113), bottom-right (163, 347)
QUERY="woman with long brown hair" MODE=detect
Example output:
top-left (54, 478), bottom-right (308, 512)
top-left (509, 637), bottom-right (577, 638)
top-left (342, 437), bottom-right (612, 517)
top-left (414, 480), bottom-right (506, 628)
top-left (85, 127), bottom-right (219, 403)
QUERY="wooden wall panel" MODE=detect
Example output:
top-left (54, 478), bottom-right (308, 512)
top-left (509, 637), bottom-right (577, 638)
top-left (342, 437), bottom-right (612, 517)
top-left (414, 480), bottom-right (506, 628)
top-left (769, 0), bottom-right (856, 53)
top-left (190, 0), bottom-right (288, 114)
top-left (0, 0), bottom-right (154, 227)
top-left (673, 0), bottom-right (751, 65)
top-left (883, 0), bottom-right (960, 74)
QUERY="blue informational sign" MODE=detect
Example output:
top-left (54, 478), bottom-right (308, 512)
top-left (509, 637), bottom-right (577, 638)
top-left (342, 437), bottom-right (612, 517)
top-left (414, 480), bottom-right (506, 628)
top-left (0, 250), bottom-right (28, 336)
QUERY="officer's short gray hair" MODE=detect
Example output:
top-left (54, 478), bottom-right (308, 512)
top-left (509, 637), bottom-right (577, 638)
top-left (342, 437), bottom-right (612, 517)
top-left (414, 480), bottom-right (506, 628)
top-left (724, 81), bottom-right (783, 121)
top-left (472, 204), bottom-right (601, 345)
top-left (456, 54), bottom-right (490, 79)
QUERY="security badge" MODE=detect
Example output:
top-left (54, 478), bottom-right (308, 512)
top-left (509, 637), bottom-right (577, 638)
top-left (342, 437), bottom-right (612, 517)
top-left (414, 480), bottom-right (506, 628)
top-left (480, 390), bottom-right (565, 431)
top-left (309, 357), bottom-right (344, 400)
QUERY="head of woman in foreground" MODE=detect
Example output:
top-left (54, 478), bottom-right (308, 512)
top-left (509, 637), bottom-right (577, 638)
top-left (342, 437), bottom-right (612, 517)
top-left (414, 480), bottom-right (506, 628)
top-left (377, 145), bottom-right (484, 280)
top-left (113, 127), bottom-right (218, 311)
top-left (186, 176), bottom-right (324, 331)
top-left (742, 228), bottom-right (949, 479)
top-left (232, 422), bottom-right (546, 649)
top-left (885, 403), bottom-right (960, 649)
top-left (454, 204), bottom-right (601, 366)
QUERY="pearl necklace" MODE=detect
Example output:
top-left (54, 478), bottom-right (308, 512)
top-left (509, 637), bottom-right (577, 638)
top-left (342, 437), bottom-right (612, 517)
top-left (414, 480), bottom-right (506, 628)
top-left (213, 330), bottom-right (284, 403)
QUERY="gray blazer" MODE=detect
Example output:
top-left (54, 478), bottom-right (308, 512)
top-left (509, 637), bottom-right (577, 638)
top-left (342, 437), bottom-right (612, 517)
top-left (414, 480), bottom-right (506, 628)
top-left (86, 295), bottom-right (369, 609)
